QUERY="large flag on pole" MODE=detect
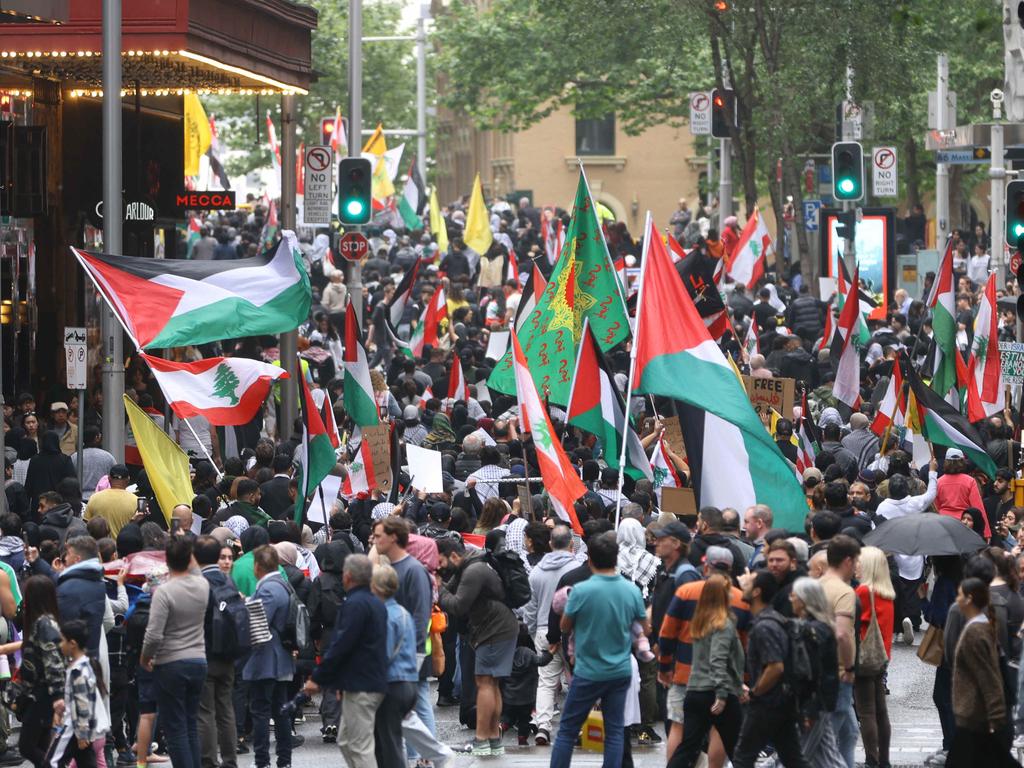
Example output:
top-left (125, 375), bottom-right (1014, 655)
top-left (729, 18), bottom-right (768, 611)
top-left (967, 273), bottom-right (1005, 421)
top-left (141, 353), bottom-right (288, 426)
top-left (631, 216), bottom-right (806, 531)
top-left (123, 395), bottom-right (192, 524)
top-left (464, 173), bottom-right (493, 257)
top-left (727, 205), bottom-right (773, 289)
top-left (870, 360), bottom-right (905, 437)
top-left (649, 437), bottom-right (682, 504)
top-left (489, 170), bottom-right (629, 404)
top-left (296, 372), bottom-right (338, 519)
top-left (511, 331), bottom-right (585, 533)
top-left (429, 187), bottom-right (449, 256)
top-left (362, 124), bottom-right (396, 209)
top-left (567, 319), bottom-right (652, 481)
top-left (926, 239), bottom-right (958, 398)
top-left (448, 353), bottom-right (470, 403)
top-left (408, 287), bottom-right (447, 359)
top-left (514, 262), bottom-right (547, 334)
top-left (183, 94), bottom-right (212, 177)
top-left (342, 299), bottom-right (380, 427)
top-left (831, 265), bottom-right (863, 410)
top-left (72, 231), bottom-right (310, 350)
top-left (398, 159), bottom-right (426, 229)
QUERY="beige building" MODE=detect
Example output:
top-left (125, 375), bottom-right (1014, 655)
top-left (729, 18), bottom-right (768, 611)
top-left (435, 106), bottom-right (706, 232)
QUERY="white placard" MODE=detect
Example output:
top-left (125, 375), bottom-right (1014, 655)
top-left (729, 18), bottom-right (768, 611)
top-left (689, 92), bottom-right (711, 135)
top-left (485, 330), bottom-right (510, 361)
top-left (64, 326), bottom-right (87, 391)
top-left (469, 427), bottom-right (496, 447)
top-left (872, 146), bottom-right (898, 198)
top-left (818, 277), bottom-right (837, 302)
top-left (306, 474), bottom-right (343, 525)
top-left (303, 145), bottom-right (334, 226)
top-left (406, 444), bottom-right (444, 493)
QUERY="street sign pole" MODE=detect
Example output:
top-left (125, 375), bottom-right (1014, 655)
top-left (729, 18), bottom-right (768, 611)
top-left (992, 119), bottom-right (1007, 288)
top-left (279, 93), bottom-right (298, 437)
top-left (349, 0), bottom-right (364, 332)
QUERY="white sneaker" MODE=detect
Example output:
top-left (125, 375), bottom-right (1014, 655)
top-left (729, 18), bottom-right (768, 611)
top-left (902, 617), bottom-right (915, 645)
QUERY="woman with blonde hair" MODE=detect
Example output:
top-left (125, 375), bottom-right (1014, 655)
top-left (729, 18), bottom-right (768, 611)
top-left (854, 546), bottom-right (896, 768)
top-left (668, 573), bottom-right (744, 768)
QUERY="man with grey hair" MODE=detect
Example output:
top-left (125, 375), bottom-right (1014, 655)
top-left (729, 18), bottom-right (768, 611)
top-left (619, 503), bottom-right (644, 524)
top-left (454, 433), bottom-right (484, 480)
top-left (523, 525), bottom-right (577, 745)
top-left (721, 508), bottom-right (754, 566)
top-left (841, 412), bottom-right (880, 470)
top-left (303, 554), bottom-right (388, 768)
top-left (743, 504), bottom-right (774, 568)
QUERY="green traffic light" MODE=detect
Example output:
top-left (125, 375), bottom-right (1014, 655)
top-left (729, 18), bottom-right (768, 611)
top-left (1014, 223), bottom-right (1024, 238)
top-left (345, 199), bottom-right (366, 217)
top-left (838, 178), bottom-right (856, 195)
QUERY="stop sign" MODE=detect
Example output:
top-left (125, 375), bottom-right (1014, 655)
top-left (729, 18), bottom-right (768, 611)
top-left (1012, 249), bottom-right (1023, 279)
top-left (339, 232), bottom-right (369, 262)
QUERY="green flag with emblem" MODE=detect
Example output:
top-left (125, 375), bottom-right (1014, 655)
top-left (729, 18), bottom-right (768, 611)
top-left (487, 170), bottom-right (629, 405)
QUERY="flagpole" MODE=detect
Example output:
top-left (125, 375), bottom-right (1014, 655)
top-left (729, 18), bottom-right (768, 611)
top-left (182, 416), bottom-right (224, 480)
top-left (615, 211), bottom-right (652, 527)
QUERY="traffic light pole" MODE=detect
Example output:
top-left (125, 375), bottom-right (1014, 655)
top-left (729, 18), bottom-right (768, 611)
top-left (992, 120), bottom-right (1007, 289)
top-left (718, 138), bottom-right (732, 221)
top-left (348, 0), bottom-right (364, 332)
top-left (279, 93), bottom-right (298, 437)
top-left (936, 54), bottom-right (950, 249)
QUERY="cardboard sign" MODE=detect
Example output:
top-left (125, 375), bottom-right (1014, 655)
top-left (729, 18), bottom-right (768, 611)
top-left (744, 375), bottom-right (795, 426)
top-left (360, 423), bottom-right (392, 492)
top-left (661, 486), bottom-right (697, 517)
top-left (659, 415), bottom-right (686, 458)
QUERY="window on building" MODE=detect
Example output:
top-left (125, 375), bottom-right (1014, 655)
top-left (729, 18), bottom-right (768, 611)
top-left (575, 114), bottom-right (615, 156)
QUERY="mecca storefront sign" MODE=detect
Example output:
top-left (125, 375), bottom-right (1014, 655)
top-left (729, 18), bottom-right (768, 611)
top-left (175, 191), bottom-right (237, 211)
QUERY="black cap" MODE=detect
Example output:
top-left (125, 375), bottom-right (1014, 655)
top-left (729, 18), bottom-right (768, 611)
top-left (428, 502), bottom-right (451, 523)
top-left (108, 464), bottom-right (130, 480)
top-left (652, 520), bottom-right (692, 543)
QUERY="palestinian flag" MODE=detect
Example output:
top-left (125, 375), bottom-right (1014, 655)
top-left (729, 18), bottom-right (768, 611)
top-left (649, 437), bottom-right (681, 504)
top-left (743, 316), bottom-right (760, 361)
top-left (514, 262), bottom-right (547, 334)
top-left (818, 301), bottom-right (835, 352)
top-left (541, 213), bottom-right (563, 266)
top-left (632, 216), bottom-right (806, 531)
top-left (408, 287), bottom-right (446, 359)
top-left (967, 273), bottom-right (1004, 422)
top-left (831, 264), bottom-right (863, 410)
top-left (312, 387), bottom-right (342, 449)
top-left (511, 330), bottom-right (585, 533)
top-left (341, 439), bottom-right (377, 498)
top-left (795, 390), bottom-right (820, 475)
top-left (384, 260), bottom-right (420, 350)
top-left (140, 353), bottom-right (288, 426)
top-left (342, 298), bottom-right (380, 427)
top-left (727, 205), bottom-right (772, 289)
top-left (185, 216), bottom-right (201, 258)
top-left (448, 353), bottom-right (470, 403)
top-left (926, 239), bottom-right (958, 399)
top-left (398, 158), bottom-right (426, 229)
top-left (566, 319), bottom-right (652, 481)
top-left (904, 357), bottom-right (997, 478)
top-left (296, 370), bottom-right (338, 520)
top-left (72, 231), bottom-right (310, 350)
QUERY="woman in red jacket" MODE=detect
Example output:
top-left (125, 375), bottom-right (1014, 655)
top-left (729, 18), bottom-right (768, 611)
top-left (935, 449), bottom-right (989, 538)
top-left (855, 546), bottom-right (895, 768)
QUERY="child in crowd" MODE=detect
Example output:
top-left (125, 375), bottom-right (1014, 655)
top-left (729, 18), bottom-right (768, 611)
top-left (50, 619), bottom-right (109, 768)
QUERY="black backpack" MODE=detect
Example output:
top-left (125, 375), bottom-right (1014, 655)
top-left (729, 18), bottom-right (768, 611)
top-left (765, 614), bottom-right (838, 717)
top-left (279, 575), bottom-right (312, 653)
top-left (208, 577), bottom-right (251, 658)
top-left (485, 549), bottom-right (532, 609)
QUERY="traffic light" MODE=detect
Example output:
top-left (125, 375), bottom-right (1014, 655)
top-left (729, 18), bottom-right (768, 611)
top-left (338, 157), bottom-right (372, 225)
top-left (834, 209), bottom-right (856, 241)
top-left (710, 88), bottom-right (736, 139)
top-left (320, 116), bottom-right (336, 147)
top-left (831, 141), bottom-right (864, 202)
top-left (1006, 180), bottom-right (1024, 245)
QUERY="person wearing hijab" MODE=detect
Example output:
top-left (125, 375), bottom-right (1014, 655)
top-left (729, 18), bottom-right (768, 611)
top-left (273, 541), bottom-right (312, 604)
top-left (24, 431), bottom-right (75, 510)
top-left (423, 413), bottom-right (458, 453)
top-left (960, 507), bottom-right (987, 538)
top-left (617, 518), bottom-right (660, 600)
top-left (504, 517), bottom-right (530, 569)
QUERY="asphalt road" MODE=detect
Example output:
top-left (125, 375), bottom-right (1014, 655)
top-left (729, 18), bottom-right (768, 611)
top-left (279, 639), bottom-right (944, 768)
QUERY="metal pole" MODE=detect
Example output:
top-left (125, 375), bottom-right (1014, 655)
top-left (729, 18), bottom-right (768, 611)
top-left (706, 141), bottom-right (715, 213)
top-left (279, 94), bottom-right (298, 438)
top-left (101, 0), bottom-right (124, 462)
top-left (349, 0), bottom-right (364, 331)
top-left (0, 284), bottom-right (5, 515)
top-left (76, 388), bottom-right (84, 491)
top-left (936, 53), bottom-right (950, 249)
top-left (718, 138), bottom-right (732, 222)
top-left (992, 121), bottom-right (1006, 289)
top-left (416, 4), bottom-right (428, 183)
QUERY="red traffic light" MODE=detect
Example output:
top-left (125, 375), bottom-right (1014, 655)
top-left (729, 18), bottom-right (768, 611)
top-left (713, 0), bottom-right (729, 10)
top-left (320, 117), bottom-right (336, 146)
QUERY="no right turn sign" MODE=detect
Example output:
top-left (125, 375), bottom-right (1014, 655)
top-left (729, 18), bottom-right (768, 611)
top-left (872, 146), bottom-right (898, 198)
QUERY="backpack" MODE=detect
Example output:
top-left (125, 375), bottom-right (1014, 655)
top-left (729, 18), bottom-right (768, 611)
top-left (279, 574), bottom-right (312, 653)
top-left (765, 614), bottom-right (838, 717)
top-left (485, 549), bottom-right (532, 609)
top-left (209, 577), bottom-right (252, 658)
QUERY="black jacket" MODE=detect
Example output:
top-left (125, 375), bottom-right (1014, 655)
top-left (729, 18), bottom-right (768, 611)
top-left (688, 532), bottom-right (747, 579)
top-left (501, 646), bottom-right (540, 706)
top-left (24, 432), bottom-right (76, 510)
top-left (831, 505), bottom-right (873, 536)
top-left (787, 295), bottom-right (824, 336)
top-left (57, 560), bottom-right (108, 656)
top-left (259, 476), bottom-right (293, 519)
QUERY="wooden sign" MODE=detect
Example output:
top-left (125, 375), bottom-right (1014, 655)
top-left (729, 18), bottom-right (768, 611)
top-left (743, 375), bottom-right (795, 427)
top-left (661, 486), bottom-right (697, 517)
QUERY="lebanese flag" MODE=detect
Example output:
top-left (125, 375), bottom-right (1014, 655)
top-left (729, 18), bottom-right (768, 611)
top-left (871, 359), bottom-right (905, 437)
top-left (341, 440), bottom-right (377, 498)
top-left (514, 262), bottom-right (547, 334)
top-left (727, 205), bottom-right (773, 289)
top-left (967, 273), bottom-right (1005, 421)
top-left (140, 353), bottom-right (287, 427)
top-left (831, 265), bottom-right (863, 410)
top-left (649, 436), bottom-right (681, 504)
top-left (511, 331), bottom-right (585, 533)
top-left (329, 104), bottom-right (347, 155)
top-left (409, 287), bottom-right (446, 358)
top-left (743, 316), bottom-right (760, 361)
top-left (342, 298), bottom-right (380, 427)
top-left (72, 231), bottom-right (309, 350)
top-left (448, 354), bottom-right (470, 402)
top-left (507, 248), bottom-right (519, 284)
top-left (266, 110), bottom-right (281, 179)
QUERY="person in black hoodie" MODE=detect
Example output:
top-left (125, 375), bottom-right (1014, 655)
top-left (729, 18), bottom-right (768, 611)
top-left (823, 481), bottom-right (873, 537)
top-left (500, 623), bottom-right (544, 746)
top-left (309, 539), bottom-right (350, 743)
top-left (688, 507), bottom-right (748, 580)
top-left (37, 492), bottom-right (88, 546)
top-left (24, 431), bottom-right (75, 512)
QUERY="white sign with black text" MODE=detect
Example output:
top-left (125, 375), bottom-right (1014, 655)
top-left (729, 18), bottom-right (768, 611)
top-left (64, 326), bottom-right (87, 391)
top-left (872, 146), bottom-right (898, 198)
top-left (303, 145), bottom-right (334, 226)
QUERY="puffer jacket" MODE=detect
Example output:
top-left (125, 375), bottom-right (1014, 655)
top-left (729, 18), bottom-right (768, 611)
top-left (439, 550), bottom-right (519, 649)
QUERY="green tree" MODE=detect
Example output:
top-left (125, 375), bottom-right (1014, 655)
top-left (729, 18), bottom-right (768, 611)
top-left (205, 0), bottom-right (427, 177)
top-left (212, 363), bottom-right (241, 405)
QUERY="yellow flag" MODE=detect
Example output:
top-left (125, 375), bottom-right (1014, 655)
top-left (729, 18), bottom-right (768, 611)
top-left (361, 123), bottom-right (394, 201)
top-left (183, 94), bottom-right (212, 177)
top-left (123, 395), bottom-right (193, 524)
top-left (429, 186), bottom-right (449, 257)
top-left (464, 173), bottom-right (493, 255)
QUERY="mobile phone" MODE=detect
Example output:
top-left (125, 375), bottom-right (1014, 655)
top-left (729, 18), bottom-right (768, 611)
top-left (136, 498), bottom-right (146, 514)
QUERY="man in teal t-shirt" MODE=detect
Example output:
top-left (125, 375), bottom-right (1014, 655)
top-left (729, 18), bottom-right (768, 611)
top-left (550, 531), bottom-right (648, 768)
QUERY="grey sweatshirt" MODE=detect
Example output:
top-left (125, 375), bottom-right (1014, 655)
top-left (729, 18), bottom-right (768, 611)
top-left (141, 572), bottom-right (210, 665)
top-left (686, 618), bottom-right (745, 699)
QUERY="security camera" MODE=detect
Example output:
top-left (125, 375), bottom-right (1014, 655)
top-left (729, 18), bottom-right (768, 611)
top-left (991, 88), bottom-right (1005, 104)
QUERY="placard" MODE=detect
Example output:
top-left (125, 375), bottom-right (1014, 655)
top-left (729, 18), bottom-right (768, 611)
top-left (406, 444), bottom-right (444, 493)
top-left (661, 486), bottom-right (697, 517)
top-left (307, 474), bottom-right (343, 525)
top-left (485, 330), bottom-right (510, 361)
top-left (744, 375), bottom-right (795, 424)
top-left (64, 327), bottom-right (87, 391)
top-left (999, 341), bottom-right (1024, 385)
top-left (360, 423), bottom-right (392, 492)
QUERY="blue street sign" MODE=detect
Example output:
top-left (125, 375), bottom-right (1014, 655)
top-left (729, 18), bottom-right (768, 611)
top-left (936, 149), bottom-right (986, 165)
top-left (803, 199), bottom-right (821, 232)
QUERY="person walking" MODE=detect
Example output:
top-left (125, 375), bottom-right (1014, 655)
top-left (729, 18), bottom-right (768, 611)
top-left (548, 531), bottom-right (648, 768)
top-left (854, 546), bottom-right (895, 768)
top-left (140, 537), bottom-right (210, 768)
top-left (17, 575), bottom-right (67, 768)
top-left (667, 572), bottom-right (744, 768)
top-left (303, 554), bottom-right (387, 768)
top-left (49, 619), bottom-right (108, 768)
top-left (731, 570), bottom-right (810, 768)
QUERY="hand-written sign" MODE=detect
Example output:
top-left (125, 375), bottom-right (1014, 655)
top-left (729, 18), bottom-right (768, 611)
top-left (743, 375), bottom-right (795, 427)
top-left (360, 423), bottom-right (392, 492)
top-left (999, 342), bottom-right (1024, 385)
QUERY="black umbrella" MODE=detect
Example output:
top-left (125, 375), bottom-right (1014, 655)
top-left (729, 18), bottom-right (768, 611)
top-left (863, 512), bottom-right (987, 556)
top-left (997, 295), bottom-right (1017, 313)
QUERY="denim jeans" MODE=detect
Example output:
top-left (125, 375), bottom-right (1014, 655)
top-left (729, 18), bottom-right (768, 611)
top-left (830, 680), bottom-right (858, 768)
top-left (550, 674), bottom-right (631, 768)
top-left (248, 679), bottom-right (290, 768)
top-left (153, 658), bottom-right (207, 768)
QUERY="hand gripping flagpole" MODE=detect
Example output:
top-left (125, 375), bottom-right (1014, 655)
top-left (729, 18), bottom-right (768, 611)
top-left (181, 417), bottom-right (224, 481)
top-left (615, 211), bottom-right (653, 528)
